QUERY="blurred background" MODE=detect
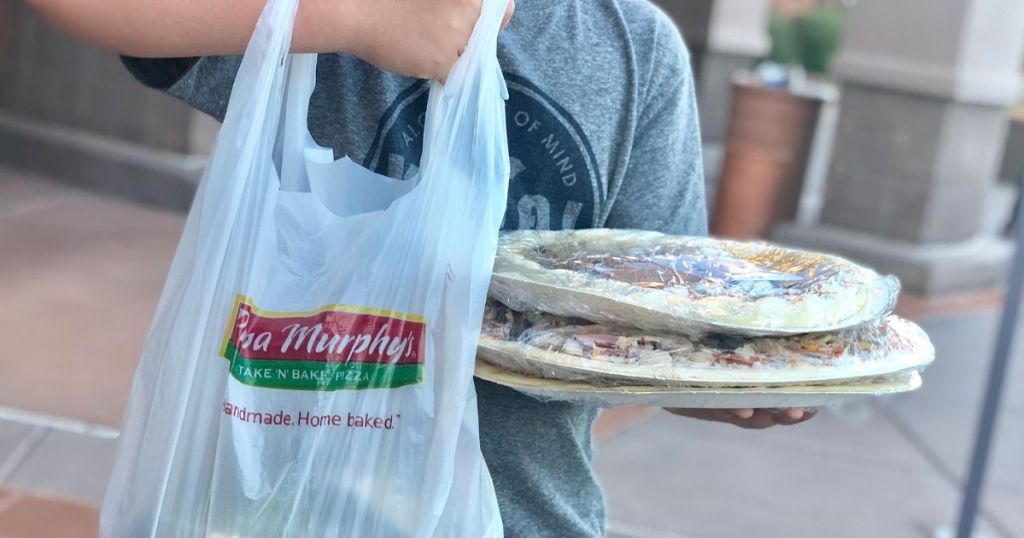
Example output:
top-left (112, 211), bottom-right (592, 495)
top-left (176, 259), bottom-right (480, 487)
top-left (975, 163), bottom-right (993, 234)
top-left (0, 0), bottom-right (1022, 536)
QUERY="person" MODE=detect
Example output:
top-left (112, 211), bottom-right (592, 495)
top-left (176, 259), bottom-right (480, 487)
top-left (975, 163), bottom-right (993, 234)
top-left (30, 0), bottom-right (815, 535)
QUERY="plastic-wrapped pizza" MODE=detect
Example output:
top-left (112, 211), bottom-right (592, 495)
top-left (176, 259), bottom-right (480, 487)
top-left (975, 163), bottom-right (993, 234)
top-left (490, 230), bottom-right (901, 336)
top-left (479, 303), bottom-right (934, 388)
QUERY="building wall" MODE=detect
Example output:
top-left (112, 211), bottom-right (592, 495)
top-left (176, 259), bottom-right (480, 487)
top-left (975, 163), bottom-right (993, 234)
top-left (0, 1), bottom-right (193, 152)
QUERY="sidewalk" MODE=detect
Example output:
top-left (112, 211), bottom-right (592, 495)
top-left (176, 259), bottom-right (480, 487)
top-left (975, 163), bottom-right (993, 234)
top-left (1, 168), bottom-right (1021, 537)
top-left (597, 310), bottom-right (1023, 538)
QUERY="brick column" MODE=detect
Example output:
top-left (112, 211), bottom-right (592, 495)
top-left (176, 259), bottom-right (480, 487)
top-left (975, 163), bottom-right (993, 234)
top-left (775, 0), bottom-right (1024, 295)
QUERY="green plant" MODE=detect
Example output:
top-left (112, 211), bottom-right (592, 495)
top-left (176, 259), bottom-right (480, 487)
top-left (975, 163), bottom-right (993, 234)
top-left (794, 6), bottom-right (845, 74)
top-left (768, 5), bottom-right (846, 75)
top-left (768, 11), bottom-right (801, 66)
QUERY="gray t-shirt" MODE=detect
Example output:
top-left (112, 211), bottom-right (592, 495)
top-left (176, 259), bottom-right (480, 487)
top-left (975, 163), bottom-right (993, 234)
top-left (125, 0), bottom-right (706, 535)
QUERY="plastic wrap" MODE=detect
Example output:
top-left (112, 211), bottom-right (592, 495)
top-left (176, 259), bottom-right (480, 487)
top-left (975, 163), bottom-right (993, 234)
top-left (474, 361), bottom-right (923, 408)
top-left (478, 303), bottom-right (934, 388)
top-left (490, 229), bottom-right (901, 336)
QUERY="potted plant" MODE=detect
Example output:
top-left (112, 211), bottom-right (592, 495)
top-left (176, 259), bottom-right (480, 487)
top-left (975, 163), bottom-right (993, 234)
top-left (711, 2), bottom-right (845, 239)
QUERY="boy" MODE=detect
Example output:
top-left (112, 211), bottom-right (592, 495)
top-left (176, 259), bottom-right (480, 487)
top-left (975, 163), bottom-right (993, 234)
top-left (31, 0), bottom-right (813, 535)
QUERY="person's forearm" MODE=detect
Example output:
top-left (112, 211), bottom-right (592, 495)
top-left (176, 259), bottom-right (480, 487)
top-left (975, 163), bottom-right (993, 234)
top-left (28, 0), bottom-right (362, 57)
top-left (31, 0), bottom-right (510, 81)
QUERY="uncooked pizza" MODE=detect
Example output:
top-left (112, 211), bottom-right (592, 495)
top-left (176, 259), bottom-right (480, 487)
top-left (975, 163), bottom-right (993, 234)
top-left (490, 229), bottom-right (900, 335)
top-left (478, 303), bottom-right (933, 387)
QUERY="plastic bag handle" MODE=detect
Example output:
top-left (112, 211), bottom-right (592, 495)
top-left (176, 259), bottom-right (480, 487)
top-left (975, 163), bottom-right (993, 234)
top-left (274, 0), bottom-right (510, 193)
top-left (277, 54), bottom-right (317, 192)
top-left (441, 0), bottom-right (509, 99)
top-left (215, 0), bottom-right (298, 164)
top-left (221, 0), bottom-right (510, 189)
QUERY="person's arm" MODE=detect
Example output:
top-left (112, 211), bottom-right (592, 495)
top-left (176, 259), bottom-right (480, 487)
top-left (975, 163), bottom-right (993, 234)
top-left (603, 23), bottom-right (705, 237)
top-left (28, 0), bottom-right (514, 80)
top-left (604, 16), bottom-right (706, 238)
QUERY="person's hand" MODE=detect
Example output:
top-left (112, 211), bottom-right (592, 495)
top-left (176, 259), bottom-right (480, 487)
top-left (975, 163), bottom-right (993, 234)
top-left (343, 0), bottom-right (516, 81)
top-left (664, 408), bottom-right (817, 430)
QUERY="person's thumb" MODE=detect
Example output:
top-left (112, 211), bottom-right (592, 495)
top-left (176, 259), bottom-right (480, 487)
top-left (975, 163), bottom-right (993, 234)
top-left (730, 409), bottom-right (755, 420)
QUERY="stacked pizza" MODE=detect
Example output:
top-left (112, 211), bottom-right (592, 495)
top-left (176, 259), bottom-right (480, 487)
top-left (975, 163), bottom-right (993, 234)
top-left (475, 230), bottom-right (934, 408)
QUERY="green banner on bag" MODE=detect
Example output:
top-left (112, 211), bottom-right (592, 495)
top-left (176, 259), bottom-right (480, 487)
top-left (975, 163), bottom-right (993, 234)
top-left (226, 356), bottom-right (423, 391)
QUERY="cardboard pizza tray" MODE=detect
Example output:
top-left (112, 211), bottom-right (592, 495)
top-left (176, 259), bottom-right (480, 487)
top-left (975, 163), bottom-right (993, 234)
top-left (474, 361), bottom-right (923, 409)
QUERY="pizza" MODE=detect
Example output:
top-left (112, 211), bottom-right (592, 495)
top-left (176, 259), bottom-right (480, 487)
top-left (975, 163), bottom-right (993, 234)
top-left (490, 229), bottom-right (900, 335)
top-left (478, 303), bottom-right (934, 387)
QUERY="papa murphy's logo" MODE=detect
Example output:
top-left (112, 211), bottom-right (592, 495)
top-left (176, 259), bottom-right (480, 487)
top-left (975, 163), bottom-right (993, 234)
top-left (220, 296), bottom-right (425, 391)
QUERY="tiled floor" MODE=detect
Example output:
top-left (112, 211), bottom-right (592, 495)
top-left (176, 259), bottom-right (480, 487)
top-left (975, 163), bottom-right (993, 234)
top-left (0, 489), bottom-right (99, 538)
top-left (598, 408), bottom-right (1000, 538)
top-left (5, 429), bottom-right (117, 504)
top-left (0, 423), bottom-right (33, 472)
top-left (0, 419), bottom-right (111, 536)
top-left (597, 309), bottom-right (1024, 538)
top-left (0, 170), bottom-right (182, 427)
top-left (2, 168), bottom-right (1023, 537)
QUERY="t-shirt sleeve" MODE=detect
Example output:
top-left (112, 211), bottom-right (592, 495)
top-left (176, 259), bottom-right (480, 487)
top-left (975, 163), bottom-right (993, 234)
top-left (121, 56), bottom-right (243, 122)
top-left (121, 56), bottom-right (199, 90)
top-left (604, 12), bottom-right (708, 237)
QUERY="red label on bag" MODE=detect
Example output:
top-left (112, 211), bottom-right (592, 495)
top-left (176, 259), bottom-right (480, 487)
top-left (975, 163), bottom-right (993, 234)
top-left (220, 295), bottom-right (425, 391)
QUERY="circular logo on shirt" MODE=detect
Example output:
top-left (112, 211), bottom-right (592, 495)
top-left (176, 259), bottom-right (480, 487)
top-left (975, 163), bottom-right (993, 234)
top-left (363, 74), bottom-right (602, 230)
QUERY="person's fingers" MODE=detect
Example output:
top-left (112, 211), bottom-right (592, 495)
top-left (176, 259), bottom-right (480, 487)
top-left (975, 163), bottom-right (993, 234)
top-left (774, 408), bottom-right (817, 426)
top-left (501, 0), bottom-right (516, 29)
top-left (439, 0), bottom-right (483, 81)
top-left (442, 0), bottom-right (510, 81)
top-left (774, 415), bottom-right (811, 426)
top-left (730, 408), bottom-right (755, 420)
top-left (730, 410), bottom-right (777, 429)
top-left (439, 48), bottom-right (462, 82)
top-left (665, 408), bottom-right (813, 429)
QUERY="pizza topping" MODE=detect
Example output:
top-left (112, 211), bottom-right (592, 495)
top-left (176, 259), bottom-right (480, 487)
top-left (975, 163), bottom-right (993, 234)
top-left (481, 302), bottom-right (916, 371)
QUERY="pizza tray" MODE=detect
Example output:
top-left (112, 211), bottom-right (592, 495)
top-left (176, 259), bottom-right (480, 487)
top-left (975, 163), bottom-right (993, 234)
top-left (474, 361), bottom-right (923, 409)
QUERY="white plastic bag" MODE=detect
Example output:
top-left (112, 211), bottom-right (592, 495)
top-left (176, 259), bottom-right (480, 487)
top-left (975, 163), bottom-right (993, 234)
top-left (100, 0), bottom-right (510, 535)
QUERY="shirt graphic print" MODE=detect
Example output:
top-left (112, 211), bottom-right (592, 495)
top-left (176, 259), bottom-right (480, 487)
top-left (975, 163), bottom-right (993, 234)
top-left (362, 74), bottom-right (602, 231)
